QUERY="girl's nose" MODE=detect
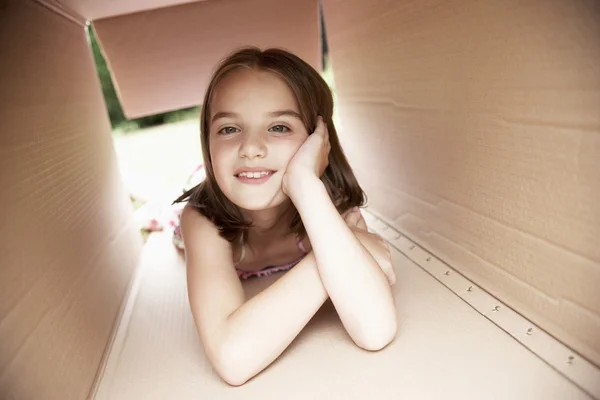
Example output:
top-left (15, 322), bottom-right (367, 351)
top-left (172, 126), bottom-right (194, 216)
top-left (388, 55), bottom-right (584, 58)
top-left (238, 132), bottom-right (267, 159)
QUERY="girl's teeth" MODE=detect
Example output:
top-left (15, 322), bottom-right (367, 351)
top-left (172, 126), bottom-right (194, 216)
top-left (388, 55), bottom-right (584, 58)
top-left (239, 171), bottom-right (270, 178)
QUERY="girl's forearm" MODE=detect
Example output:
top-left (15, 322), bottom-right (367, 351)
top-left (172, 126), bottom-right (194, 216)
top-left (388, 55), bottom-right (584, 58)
top-left (219, 253), bottom-right (328, 385)
top-left (289, 174), bottom-right (397, 350)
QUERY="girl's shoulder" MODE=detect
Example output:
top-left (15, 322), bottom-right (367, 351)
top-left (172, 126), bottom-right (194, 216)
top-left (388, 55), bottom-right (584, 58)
top-left (180, 203), bottom-right (207, 226)
top-left (179, 204), bottom-right (223, 247)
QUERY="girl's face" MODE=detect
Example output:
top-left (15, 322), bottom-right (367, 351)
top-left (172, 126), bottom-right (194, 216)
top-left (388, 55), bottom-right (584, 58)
top-left (208, 69), bottom-right (309, 211)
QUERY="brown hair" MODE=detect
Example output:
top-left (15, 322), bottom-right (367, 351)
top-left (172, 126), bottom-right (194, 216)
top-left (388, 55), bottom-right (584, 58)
top-left (173, 46), bottom-right (366, 242)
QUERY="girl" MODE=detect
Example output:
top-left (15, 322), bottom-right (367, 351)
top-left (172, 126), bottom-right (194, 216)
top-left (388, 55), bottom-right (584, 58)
top-left (173, 47), bottom-right (397, 386)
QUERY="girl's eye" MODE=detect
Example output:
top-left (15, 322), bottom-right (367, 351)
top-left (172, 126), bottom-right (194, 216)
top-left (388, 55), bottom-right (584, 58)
top-left (269, 125), bottom-right (290, 133)
top-left (217, 126), bottom-right (239, 135)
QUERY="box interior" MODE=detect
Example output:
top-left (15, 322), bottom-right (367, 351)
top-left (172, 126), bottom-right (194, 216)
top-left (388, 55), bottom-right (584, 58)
top-left (1, 0), bottom-right (598, 399)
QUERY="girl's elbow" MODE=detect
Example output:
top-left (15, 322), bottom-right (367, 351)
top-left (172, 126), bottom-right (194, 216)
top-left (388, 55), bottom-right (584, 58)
top-left (216, 360), bottom-right (250, 387)
top-left (358, 332), bottom-right (395, 352)
top-left (220, 370), bottom-right (250, 387)
top-left (213, 343), bottom-right (254, 386)
top-left (362, 332), bottom-right (396, 352)
top-left (357, 317), bottom-right (398, 351)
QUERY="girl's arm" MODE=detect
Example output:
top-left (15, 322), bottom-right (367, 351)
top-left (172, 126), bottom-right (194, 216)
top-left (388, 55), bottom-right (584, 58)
top-left (289, 176), bottom-right (398, 350)
top-left (283, 118), bottom-right (398, 351)
top-left (180, 205), bottom-right (329, 386)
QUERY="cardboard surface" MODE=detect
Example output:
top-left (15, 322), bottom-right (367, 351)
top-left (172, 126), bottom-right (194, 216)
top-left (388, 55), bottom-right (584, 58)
top-left (3, 0), bottom-right (599, 399)
top-left (93, 231), bottom-right (591, 399)
top-left (93, 0), bottom-right (321, 119)
top-left (0, 1), bottom-right (142, 399)
top-left (322, 0), bottom-right (600, 366)
top-left (57, 0), bottom-right (205, 20)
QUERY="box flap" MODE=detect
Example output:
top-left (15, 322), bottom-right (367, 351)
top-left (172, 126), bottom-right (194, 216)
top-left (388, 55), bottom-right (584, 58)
top-left (50, 0), bottom-right (207, 20)
top-left (93, 0), bottom-right (321, 119)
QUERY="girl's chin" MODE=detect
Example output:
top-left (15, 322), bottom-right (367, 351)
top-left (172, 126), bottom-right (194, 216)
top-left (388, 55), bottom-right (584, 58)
top-left (230, 193), bottom-right (291, 212)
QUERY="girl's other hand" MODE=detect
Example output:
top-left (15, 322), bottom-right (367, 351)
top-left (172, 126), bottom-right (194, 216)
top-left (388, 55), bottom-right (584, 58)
top-left (343, 207), bottom-right (396, 286)
top-left (282, 117), bottom-right (331, 196)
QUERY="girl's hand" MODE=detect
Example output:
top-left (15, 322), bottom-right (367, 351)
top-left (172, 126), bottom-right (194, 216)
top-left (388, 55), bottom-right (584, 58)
top-left (357, 231), bottom-right (396, 286)
top-left (343, 207), bottom-right (396, 286)
top-left (282, 117), bottom-right (330, 196)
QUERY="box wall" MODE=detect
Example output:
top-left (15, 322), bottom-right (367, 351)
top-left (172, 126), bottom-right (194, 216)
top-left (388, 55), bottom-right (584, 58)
top-left (322, 0), bottom-right (600, 365)
top-left (0, 1), bottom-right (143, 399)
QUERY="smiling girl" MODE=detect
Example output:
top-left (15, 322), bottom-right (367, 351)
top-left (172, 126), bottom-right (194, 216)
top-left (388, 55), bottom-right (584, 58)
top-left (173, 47), bottom-right (397, 386)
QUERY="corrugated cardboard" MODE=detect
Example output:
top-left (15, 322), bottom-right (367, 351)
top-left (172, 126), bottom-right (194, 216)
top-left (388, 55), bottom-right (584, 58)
top-left (58, 0), bottom-right (205, 20)
top-left (322, 0), bottom-right (600, 366)
top-left (0, 1), bottom-right (142, 399)
top-left (93, 0), bottom-right (321, 119)
top-left (1, 0), bottom-right (599, 399)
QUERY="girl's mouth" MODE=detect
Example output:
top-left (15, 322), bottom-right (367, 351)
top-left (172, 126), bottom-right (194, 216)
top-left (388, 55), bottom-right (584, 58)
top-left (235, 170), bottom-right (276, 184)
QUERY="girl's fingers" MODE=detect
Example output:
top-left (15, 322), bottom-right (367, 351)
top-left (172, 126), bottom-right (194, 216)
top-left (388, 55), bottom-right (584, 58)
top-left (314, 117), bottom-right (324, 136)
top-left (315, 116), bottom-right (329, 139)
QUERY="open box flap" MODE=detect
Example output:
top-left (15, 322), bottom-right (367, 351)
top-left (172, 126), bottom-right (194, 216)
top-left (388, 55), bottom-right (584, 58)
top-left (93, 0), bottom-right (321, 119)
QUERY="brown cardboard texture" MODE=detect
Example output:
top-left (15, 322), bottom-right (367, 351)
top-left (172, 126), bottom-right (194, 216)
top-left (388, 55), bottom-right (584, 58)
top-left (1, 0), bottom-right (599, 399)
top-left (323, 0), bottom-right (600, 367)
top-left (93, 0), bottom-right (321, 119)
top-left (58, 0), bottom-right (206, 20)
top-left (0, 1), bottom-right (143, 399)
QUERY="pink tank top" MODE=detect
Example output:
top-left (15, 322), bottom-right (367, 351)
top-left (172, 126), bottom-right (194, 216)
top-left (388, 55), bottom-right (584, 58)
top-left (235, 235), bottom-right (309, 280)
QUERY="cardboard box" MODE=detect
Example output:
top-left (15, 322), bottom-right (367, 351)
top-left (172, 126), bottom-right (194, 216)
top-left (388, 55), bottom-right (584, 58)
top-left (1, 0), bottom-right (598, 399)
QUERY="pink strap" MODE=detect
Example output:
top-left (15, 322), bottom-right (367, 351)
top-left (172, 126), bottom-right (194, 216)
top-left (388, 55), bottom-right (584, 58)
top-left (297, 237), bottom-right (308, 253)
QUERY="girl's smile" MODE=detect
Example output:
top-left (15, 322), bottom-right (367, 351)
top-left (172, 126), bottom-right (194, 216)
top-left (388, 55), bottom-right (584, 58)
top-left (234, 168), bottom-right (276, 185)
